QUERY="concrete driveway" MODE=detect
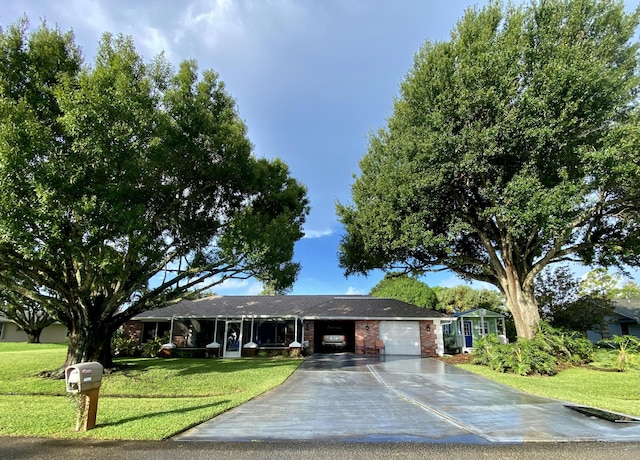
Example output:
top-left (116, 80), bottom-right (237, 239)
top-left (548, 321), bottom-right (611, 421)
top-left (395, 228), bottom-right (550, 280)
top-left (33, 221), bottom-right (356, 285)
top-left (174, 354), bottom-right (640, 443)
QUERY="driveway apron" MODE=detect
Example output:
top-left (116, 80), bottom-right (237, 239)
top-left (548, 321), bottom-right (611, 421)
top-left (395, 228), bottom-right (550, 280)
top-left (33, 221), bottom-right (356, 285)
top-left (174, 355), bottom-right (640, 443)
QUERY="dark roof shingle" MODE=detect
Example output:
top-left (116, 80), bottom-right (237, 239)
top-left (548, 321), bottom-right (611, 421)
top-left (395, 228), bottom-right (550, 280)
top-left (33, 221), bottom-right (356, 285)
top-left (133, 295), bottom-right (447, 320)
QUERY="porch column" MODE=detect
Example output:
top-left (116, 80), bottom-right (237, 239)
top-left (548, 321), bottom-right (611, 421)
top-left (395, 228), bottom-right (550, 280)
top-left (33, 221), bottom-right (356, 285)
top-left (289, 316), bottom-right (302, 357)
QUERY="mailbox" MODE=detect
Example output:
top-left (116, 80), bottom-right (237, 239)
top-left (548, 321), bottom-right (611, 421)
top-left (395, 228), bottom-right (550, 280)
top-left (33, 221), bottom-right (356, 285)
top-left (65, 362), bottom-right (104, 394)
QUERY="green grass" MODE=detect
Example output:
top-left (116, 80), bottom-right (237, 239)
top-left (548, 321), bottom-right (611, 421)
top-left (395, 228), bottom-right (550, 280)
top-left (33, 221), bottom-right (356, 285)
top-left (454, 360), bottom-right (640, 417)
top-left (0, 343), bottom-right (302, 440)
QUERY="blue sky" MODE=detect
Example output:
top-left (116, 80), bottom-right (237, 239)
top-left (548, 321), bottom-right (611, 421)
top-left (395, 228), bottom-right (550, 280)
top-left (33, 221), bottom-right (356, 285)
top-left (3, 1), bottom-right (638, 296)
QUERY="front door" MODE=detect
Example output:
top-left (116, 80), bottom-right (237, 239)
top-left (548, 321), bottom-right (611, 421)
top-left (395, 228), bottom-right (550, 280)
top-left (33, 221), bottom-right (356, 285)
top-left (463, 321), bottom-right (473, 348)
top-left (224, 320), bottom-right (242, 358)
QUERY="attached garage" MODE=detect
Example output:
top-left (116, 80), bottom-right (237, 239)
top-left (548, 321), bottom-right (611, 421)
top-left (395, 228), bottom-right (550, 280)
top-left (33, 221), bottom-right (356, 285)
top-left (314, 320), bottom-right (355, 353)
top-left (379, 321), bottom-right (421, 355)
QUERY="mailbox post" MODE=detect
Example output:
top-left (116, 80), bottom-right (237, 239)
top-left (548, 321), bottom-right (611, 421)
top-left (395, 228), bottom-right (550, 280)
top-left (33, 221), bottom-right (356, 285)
top-left (65, 362), bottom-right (104, 431)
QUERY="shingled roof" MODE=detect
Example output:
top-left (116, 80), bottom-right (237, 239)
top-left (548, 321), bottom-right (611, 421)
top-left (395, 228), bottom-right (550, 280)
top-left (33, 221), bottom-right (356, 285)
top-left (614, 299), bottom-right (640, 323)
top-left (133, 295), bottom-right (448, 321)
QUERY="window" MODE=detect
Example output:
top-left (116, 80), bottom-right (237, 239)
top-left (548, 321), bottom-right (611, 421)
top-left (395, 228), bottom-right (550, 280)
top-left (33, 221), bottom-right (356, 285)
top-left (142, 321), bottom-right (171, 343)
top-left (442, 323), bottom-right (451, 335)
top-left (256, 319), bottom-right (289, 347)
top-left (480, 321), bottom-right (489, 336)
top-left (0, 322), bottom-right (4, 339)
top-left (463, 321), bottom-right (472, 336)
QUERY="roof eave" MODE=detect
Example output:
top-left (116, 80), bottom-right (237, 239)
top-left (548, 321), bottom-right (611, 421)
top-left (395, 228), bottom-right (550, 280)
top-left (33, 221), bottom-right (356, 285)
top-left (133, 315), bottom-right (449, 321)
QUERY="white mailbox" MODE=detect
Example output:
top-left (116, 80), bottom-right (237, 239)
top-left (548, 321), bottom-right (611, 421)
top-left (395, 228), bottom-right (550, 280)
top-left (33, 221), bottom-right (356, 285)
top-left (65, 362), bottom-right (104, 394)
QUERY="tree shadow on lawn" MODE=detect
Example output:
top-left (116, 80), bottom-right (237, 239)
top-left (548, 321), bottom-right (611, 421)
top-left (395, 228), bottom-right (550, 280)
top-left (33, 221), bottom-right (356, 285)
top-left (115, 357), bottom-right (302, 377)
top-left (97, 399), bottom-right (230, 428)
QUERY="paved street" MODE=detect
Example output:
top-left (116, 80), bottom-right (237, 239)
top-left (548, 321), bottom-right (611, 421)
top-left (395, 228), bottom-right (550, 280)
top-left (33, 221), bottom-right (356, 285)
top-left (2, 438), bottom-right (640, 460)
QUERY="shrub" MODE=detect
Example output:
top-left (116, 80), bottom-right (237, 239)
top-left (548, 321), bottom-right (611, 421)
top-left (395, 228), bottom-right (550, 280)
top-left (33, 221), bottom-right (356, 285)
top-left (141, 332), bottom-right (171, 358)
top-left (470, 334), bottom-right (501, 367)
top-left (111, 329), bottom-right (140, 357)
top-left (473, 336), bottom-right (557, 376)
top-left (471, 322), bottom-right (594, 376)
top-left (534, 322), bottom-right (593, 365)
top-left (597, 335), bottom-right (640, 372)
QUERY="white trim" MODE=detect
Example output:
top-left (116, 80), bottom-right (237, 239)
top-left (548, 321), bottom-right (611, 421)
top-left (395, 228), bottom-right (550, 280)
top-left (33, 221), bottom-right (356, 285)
top-left (223, 320), bottom-right (243, 358)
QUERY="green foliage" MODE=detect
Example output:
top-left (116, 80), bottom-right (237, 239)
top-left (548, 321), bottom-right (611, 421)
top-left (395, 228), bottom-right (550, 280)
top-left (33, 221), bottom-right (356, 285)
top-left (469, 333), bottom-right (501, 367)
top-left (535, 266), bottom-right (615, 333)
top-left (434, 285), bottom-right (505, 313)
top-left (337, 0), bottom-right (640, 341)
top-left (0, 343), bottom-right (301, 439)
top-left (110, 329), bottom-right (140, 358)
top-left (472, 323), bottom-right (593, 376)
top-left (457, 362), bottom-right (640, 417)
top-left (535, 322), bottom-right (594, 366)
top-left (0, 19), bottom-right (308, 367)
top-left (369, 273), bottom-right (437, 308)
top-left (597, 335), bottom-right (640, 371)
top-left (140, 332), bottom-right (171, 358)
top-left (579, 268), bottom-right (640, 300)
top-left (472, 335), bottom-right (557, 376)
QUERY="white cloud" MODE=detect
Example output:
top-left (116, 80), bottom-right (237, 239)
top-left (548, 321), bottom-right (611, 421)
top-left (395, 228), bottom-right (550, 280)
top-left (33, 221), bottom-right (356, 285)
top-left (213, 277), bottom-right (264, 295)
top-left (140, 25), bottom-right (176, 62)
top-left (179, 0), bottom-right (245, 50)
top-left (303, 228), bottom-right (334, 239)
top-left (345, 286), bottom-right (366, 295)
top-left (65, 1), bottom-right (113, 28)
top-left (214, 278), bottom-right (250, 291)
top-left (246, 281), bottom-right (263, 295)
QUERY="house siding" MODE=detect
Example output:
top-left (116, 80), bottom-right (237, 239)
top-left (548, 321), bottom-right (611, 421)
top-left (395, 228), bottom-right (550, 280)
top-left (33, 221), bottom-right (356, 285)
top-left (420, 320), bottom-right (437, 357)
top-left (0, 321), bottom-right (68, 343)
top-left (355, 320), bottom-right (379, 355)
top-left (304, 320), bottom-right (315, 353)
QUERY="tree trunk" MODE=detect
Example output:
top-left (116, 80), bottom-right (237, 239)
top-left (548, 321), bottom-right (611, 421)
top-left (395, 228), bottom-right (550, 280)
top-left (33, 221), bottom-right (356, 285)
top-left (500, 265), bottom-right (541, 340)
top-left (26, 331), bottom-right (42, 343)
top-left (63, 324), bottom-right (115, 370)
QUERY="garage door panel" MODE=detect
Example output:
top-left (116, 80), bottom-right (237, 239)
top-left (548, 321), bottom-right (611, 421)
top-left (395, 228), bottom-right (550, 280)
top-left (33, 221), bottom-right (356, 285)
top-left (379, 321), bottom-right (420, 355)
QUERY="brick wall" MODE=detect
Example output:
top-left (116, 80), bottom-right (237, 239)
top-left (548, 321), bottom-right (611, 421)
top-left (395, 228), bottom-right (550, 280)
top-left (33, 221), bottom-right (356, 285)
top-left (420, 320), bottom-right (437, 357)
top-left (124, 321), bottom-right (143, 346)
top-left (304, 320), bottom-right (315, 353)
top-left (355, 320), bottom-right (379, 355)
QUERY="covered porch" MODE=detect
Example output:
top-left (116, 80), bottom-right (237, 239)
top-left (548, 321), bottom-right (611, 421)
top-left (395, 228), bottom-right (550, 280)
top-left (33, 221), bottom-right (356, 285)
top-left (137, 315), bottom-right (304, 358)
top-left (443, 308), bottom-right (508, 354)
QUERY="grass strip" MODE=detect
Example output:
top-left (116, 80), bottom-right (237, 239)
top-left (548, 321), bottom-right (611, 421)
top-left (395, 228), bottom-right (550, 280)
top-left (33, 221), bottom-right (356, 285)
top-left (0, 343), bottom-right (302, 439)
top-left (456, 363), bottom-right (640, 417)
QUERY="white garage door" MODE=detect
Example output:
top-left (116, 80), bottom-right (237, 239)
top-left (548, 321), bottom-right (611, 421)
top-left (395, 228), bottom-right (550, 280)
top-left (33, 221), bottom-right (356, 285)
top-left (379, 321), bottom-right (421, 355)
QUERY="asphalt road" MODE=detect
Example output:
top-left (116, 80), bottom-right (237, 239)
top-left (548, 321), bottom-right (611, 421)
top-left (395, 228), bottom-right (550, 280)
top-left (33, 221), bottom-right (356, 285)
top-left (2, 438), bottom-right (640, 460)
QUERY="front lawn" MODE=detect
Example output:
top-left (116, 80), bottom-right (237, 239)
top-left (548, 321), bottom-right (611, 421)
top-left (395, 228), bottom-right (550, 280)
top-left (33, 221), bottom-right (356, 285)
top-left (0, 343), bottom-right (302, 440)
top-left (451, 360), bottom-right (640, 417)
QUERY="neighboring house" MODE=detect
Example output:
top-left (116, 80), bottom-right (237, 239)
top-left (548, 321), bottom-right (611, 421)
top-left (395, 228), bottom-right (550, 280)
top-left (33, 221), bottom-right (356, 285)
top-left (0, 315), bottom-right (68, 343)
top-left (128, 295), bottom-right (450, 357)
top-left (587, 299), bottom-right (640, 343)
top-left (443, 308), bottom-right (508, 354)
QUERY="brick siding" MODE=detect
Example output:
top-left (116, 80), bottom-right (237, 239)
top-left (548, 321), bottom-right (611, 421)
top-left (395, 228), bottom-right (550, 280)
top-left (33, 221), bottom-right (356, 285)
top-left (420, 320), bottom-right (437, 357)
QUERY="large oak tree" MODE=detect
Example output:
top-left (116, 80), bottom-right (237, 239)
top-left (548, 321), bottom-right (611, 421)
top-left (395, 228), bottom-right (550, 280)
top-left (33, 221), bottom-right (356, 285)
top-left (0, 20), bottom-right (309, 371)
top-left (337, 0), bottom-right (640, 339)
